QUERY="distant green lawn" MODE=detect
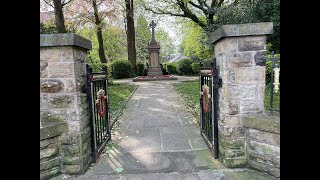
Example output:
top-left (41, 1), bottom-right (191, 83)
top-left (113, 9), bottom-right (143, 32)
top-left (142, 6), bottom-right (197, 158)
top-left (173, 80), bottom-right (201, 119)
top-left (109, 83), bottom-right (137, 123)
top-left (173, 80), bottom-right (279, 119)
top-left (264, 84), bottom-right (280, 111)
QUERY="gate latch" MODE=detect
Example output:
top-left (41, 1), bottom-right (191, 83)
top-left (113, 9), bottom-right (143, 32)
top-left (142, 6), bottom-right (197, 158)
top-left (213, 76), bottom-right (222, 88)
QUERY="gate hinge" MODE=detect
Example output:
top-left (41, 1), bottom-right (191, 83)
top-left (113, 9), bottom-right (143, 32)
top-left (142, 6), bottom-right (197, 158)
top-left (81, 85), bottom-right (87, 93)
top-left (214, 78), bottom-right (222, 88)
top-left (218, 79), bottom-right (222, 87)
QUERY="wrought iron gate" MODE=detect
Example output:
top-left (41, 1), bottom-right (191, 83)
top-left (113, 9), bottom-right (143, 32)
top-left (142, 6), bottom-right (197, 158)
top-left (85, 64), bottom-right (111, 162)
top-left (200, 58), bottom-right (221, 159)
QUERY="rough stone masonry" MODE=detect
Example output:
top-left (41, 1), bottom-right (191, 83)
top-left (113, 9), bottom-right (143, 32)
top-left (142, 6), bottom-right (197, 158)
top-left (40, 34), bottom-right (92, 180)
top-left (211, 22), bottom-right (279, 178)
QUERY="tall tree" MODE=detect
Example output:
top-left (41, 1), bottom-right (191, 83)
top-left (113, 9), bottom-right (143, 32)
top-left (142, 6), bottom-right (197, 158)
top-left (179, 20), bottom-right (212, 60)
top-left (66, 0), bottom-right (117, 63)
top-left (43, 0), bottom-right (72, 33)
top-left (141, 0), bottom-right (228, 31)
top-left (125, 0), bottom-right (137, 75)
top-left (141, 0), bottom-right (279, 52)
top-left (92, 0), bottom-right (108, 63)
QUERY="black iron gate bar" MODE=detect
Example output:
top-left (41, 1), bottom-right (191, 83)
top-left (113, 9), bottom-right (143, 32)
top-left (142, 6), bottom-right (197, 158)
top-left (85, 64), bottom-right (111, 162)
top-left (263, 51), bottom-right (280, 112)
top-left (211, 58), bottom-right (222, 159)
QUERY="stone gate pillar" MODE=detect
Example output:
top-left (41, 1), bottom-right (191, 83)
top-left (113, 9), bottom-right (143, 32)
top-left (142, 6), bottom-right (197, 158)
top-left (40, 34), bottom-right (92, 178)
top-left (211, 23), bottom-right (273, 167)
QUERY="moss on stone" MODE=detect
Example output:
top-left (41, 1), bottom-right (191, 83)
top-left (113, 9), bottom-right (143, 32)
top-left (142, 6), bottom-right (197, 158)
top-left (222, 158), bottom-right (247, 168)
top-left (218, 131), bottom-right (245, 149)
top-left (40, 122), bottom-right (68, 140)
top-left (241, 115), bottom-right (279, 134)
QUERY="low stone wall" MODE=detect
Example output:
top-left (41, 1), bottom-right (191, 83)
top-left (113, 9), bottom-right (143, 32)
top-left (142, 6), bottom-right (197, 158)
top-left (40, 122), bottom-right (68, 179)
top-left (242, 115), bottom-right (280, 178)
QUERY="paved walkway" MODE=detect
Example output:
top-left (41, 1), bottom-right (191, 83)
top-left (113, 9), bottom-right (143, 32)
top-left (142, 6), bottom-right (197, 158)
top-left (53, 80), bottom-right (276, 180)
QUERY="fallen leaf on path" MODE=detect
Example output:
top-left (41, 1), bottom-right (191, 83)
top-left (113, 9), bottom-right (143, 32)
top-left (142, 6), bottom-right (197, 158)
top-left (116, 167), bottom-right (124, 173)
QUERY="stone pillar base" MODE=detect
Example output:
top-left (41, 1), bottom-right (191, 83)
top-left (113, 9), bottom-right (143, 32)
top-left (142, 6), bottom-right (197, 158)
top-left (148, 67), bottom-right (163, 76)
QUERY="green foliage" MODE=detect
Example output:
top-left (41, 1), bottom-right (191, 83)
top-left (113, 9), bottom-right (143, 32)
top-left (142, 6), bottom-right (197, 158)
top-left (103, 26), bottom-right (128, 61)
top-left (40, 22), bottom-right (58, 34)
top-left (166, 63), bottom-right (177, 74)
top-left (191, 62), bottom-right (200, 74)
top-left (137, 62), bottom-right (145, 76)
top-left (136, 15), bottom-right (151, 64)
top-left (264, 83), bottom-right (280, 111)
top-left (253, 0), bottom-right (280, 53)
top-left (177, 58), bottom-right (194, 75)
top-left (179, 21), bottom-right (212, 60)
top-left (155, 29), bottom-right (176, 62)
top-left (202, 59), bottom-right (212, 68)
top-left (77, 26), bottom-right (127, 65)
top-left (110, 60), bottom-right (132, 79)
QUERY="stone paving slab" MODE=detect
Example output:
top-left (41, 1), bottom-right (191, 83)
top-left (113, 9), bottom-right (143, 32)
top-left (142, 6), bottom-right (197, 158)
top-left (160, 127), bottom-right (191, 151)
top-left (78, 149), bottom-right (222, 177)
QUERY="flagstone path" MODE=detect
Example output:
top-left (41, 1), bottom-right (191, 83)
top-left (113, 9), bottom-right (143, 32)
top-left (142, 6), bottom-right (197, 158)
top-left (52, 79), bottom-right (276, 180)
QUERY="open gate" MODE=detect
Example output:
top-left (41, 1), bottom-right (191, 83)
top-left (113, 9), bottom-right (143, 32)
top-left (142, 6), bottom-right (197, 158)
top-left (200, 58), bottom-right (222, 159)
top-left (85, 64), bottom-right (111, 162)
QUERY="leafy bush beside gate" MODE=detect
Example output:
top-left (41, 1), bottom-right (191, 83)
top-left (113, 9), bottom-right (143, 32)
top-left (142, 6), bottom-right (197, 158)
top-left (166, 63), bottom-right (177, 74)
top-left (177, 58), bottom-right (193, 75)
top-left (137, 62), bottom-right (145, 76)
top-left (110, 60), bottom-right (132, 79)
top-left (191, 62), bottom-right (200, 74)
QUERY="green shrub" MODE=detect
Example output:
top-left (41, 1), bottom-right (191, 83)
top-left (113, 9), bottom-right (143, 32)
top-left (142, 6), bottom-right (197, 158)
top-left (202, 59), bottom-right (212, 68)
top-left (40, 22), bottom-right (57, 34)
top-left (177, 58), bottom-right (193, 75)
top-left (137, 63), bottom-right (144, 76)
top-left (110, 60), bottom-right (132, 79)
top-left (162, 63), bottom-right (168, 70)
top-left (191, 62), bottom-right (200, 74)
top-left (166, 63), bottom-right (177, 74)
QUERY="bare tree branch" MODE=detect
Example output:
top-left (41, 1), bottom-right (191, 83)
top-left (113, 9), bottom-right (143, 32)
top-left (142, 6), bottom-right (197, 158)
top-left (188, 1), bottom-right (208, 14)
top-left (43, 0), bottom-right (54, 8)
top-left (62, 0), bottom-right (72, 7)
top-left (144, 7), bottom-right (185, 17)
top-left (218, 0), bottom-right (224, 6)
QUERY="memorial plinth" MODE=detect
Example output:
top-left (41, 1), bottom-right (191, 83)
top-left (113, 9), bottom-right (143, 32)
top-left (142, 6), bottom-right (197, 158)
top-left (133, 20), bottom-right (177, 82)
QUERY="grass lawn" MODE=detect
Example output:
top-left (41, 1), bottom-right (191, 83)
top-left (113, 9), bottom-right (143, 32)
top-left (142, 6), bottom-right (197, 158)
top-left (109, 83), bottom-right (137, 124)
top-left (173, 79), bottom-right (201, 119)
top-left (264, 84), bottom-right (280, 111)
top-left (173, 80), bottom-right (280, 119)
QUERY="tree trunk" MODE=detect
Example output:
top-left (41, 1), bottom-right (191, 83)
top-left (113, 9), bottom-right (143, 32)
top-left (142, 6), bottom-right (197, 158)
top-left (93, 0), bottom-right (107, 64)
top-left (125, 0), bottom-right (137, 75)
top-left (52, 0), bottom-right (67, 33)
